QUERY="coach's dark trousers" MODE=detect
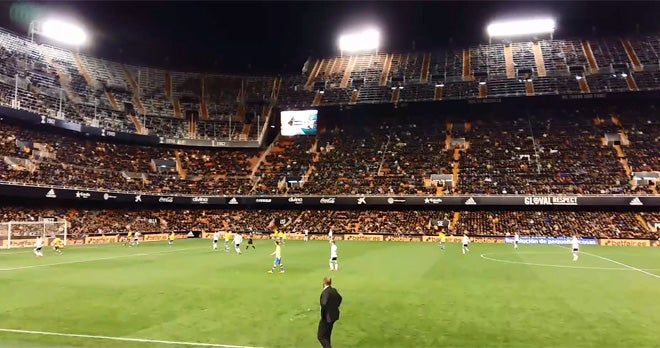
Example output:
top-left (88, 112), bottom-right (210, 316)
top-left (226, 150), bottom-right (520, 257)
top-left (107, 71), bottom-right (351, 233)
top-left (317, 319), bottom-right (335, 348)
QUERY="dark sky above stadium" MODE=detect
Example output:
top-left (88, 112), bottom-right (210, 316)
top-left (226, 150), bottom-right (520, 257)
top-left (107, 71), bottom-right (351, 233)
top-left (0, 1), bottom-right (658, 75)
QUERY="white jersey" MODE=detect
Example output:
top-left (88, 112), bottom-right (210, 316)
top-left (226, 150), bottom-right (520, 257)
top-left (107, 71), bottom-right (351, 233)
top-left (330, 244), bottom-right (338, 258)
top-left (571, 237), bottom-right (579, 250)
top-left (328, 230), bottom-right (333, 238)
top-left (514, 233), bottom-right (520, 242)
top-left (213, 232), bottom-right (219, 241)
top-left (462, 235), bottom-right (470, 245)
top-left (35, 237), bottom-right (43, 248)
top-left (234, 234), bottom-right (243, 244)
top-left (304, 229), bottom-right (309, 236)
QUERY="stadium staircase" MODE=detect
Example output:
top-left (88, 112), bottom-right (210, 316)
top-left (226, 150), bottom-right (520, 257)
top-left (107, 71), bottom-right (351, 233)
top-left (104, 89), bottom-right (120, 111)
top-left (390, 87), bottom-right (401, 103)
top-left (200, 77), bottom-right (209, 120)
top-left (452, 147), bottom-right (460, 186)
top-left (240, 124), bottom-right (251, 139)
top-left (525, 80), bottom-right (535, 96)
top-left (581, 40), bottom-right (599, 73)
top-left (532, 42), bottom-right (547, 77)
top-left (341, 56), bottom-right (357, 89)
top-left (578, 76), bottom-right (591, 93)
top-left (420, 53), bottom-right (431, 83)
top-left (478, 83), bottom-right (487, 98)
top-left (462, 49), bottom-right (471, 81)
top-left (165, 72), bottom-right (182, 118)
top-left (621, 39), bottom-right (643, 72)
top-left (635, 214), bottom-right (652, 232)
top-left (121, 65), bottom-right (145, 115)
top-left (200, 101), bottom-right (209, 120)
top-left (165, 72), bottom-right (172, 99)
top-left (379, 54), bottom-right (393, 86)
top-left (72, 52), bottom-right (95, 86)
top-left (625, 74), bottom-right (639, 91)
top-left (350, 88), bottom-right (359, 104)
top-left (129, 115), bottom-right (144, 134)
top-left (451, 212), bottom-right (460, 233)
top-left (503, 45), bottom-right (515, 78)
top-left (312, 91), bottom-right (322, 106)
top-left (173, 150), bottom-right (187, 179)
top-left (172, 99), bottom-right (182, 118)
top-left (271, 76), bottom-right (282, 101)
top-left (251, 142), bottom-right (275, 178)
top-left (434, 85), bottom-right (443, 100)
top-left (613, 144), bottom-right (632, 177)
top-left (38, 47), bottom-right (82, 106)
top-left (305, 59), bottom-right (321, 89)
top-left (187, 115), bottom-right (196, 138)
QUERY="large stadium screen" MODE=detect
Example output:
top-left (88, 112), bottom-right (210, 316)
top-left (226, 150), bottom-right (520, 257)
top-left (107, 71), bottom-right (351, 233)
top-left (280, 110), bottom-right (317, 136)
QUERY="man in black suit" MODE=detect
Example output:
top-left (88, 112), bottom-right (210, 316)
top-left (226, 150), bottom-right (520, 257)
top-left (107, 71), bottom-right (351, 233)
top-left (318, 277), bottom-right (342, 348)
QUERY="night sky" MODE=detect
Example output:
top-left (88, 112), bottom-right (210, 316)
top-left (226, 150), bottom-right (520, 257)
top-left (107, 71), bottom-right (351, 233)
top-left (0, 1), bottom-right (658, 75)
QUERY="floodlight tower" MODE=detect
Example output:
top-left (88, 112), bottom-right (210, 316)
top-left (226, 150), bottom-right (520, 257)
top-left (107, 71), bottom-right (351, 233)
top-left (486, 18), bottom-right (555, 44)
top-left (338, 28), bottom-right (381, 57)
top-left (28, 19), bottom-right (87, 47)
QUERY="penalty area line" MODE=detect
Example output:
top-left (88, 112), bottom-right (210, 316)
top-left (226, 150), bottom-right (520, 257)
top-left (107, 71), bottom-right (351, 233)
top-left (555, 245), bottom-right (660, 280)
top-left (580, 250), bottom-right (660, 280)
top-left (0, 328), bottom-right (264, 348)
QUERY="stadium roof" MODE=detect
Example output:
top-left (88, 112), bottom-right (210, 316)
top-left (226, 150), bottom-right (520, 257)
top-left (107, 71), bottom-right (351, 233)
top-left (0, 1), bottom-right (658, 74)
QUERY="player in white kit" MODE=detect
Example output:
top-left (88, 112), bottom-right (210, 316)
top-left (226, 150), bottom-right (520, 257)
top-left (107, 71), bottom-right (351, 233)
top-left (328, 229), bottom-right (333, 242)
top-left (571, 236), bottom-right (580, 261)
top-left (304, 229), bottom-right (309, 242)
top-left (514, 232), bottom-right (520, 249)
top-left (34, 236), bottom-right (44, 257)
top-left (234, 233), bottom-right (243, 254)
top-left (329, 241), bottom-right (338, 271)
top-left (212, 231), bottom-right (219, 250)
top-left (462, 234), bottom-right (470, 254)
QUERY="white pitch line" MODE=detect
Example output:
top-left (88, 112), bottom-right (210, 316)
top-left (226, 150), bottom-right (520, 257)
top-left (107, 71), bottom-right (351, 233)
top-left (579, 250), bottom-right (660, 279)
top-left (0, 328), bottom-right (263, 348)
top-left (0, 247), bottom-right (204, 271)
top-left (480, 253), bottom-right (635, 271)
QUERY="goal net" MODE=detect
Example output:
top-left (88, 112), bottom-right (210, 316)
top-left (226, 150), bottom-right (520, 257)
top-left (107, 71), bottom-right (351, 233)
top-left (0, 219), bottom-right (68, 249)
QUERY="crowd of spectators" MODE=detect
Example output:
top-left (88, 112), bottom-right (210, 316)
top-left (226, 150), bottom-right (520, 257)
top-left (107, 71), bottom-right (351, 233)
top-left (455, 211), bottom-right (654, 239)
top-left (0, 121), bottom-right (262, 194)
top-left (0, 207), bottom-right (657, 240)
top-left (0, 103), bottom-right (657, 196)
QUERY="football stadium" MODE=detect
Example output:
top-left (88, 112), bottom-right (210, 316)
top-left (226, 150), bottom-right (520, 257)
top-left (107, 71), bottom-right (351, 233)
top-left (0, 1), bottom-right (658, 347)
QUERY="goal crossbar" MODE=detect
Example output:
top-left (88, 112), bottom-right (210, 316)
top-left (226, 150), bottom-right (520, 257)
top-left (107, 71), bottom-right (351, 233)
top-left (0, 220), bottom-right (68, 249)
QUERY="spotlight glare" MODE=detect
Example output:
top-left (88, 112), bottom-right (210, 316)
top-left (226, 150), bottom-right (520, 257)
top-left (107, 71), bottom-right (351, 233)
top-left (487, 18), bottom-right (555, 38)
top-left (41, 19), bottom-right (87, 45)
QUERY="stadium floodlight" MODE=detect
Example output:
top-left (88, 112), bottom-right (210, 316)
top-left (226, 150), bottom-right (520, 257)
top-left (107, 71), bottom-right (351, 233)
top-left (486, 18), bottom-right (555, 42)
top-left (338, 29), bottom-right (380, 55)
top-left (30, 19), bottom-right (87, 46)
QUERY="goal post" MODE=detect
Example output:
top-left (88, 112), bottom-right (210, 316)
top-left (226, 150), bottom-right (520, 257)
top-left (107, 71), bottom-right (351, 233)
top-left (0, 220), bottom-right (68, 249)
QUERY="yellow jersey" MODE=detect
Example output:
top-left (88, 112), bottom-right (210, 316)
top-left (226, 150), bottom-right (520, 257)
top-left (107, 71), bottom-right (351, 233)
top-left (169, 232), bottom-right (175, 240)
top-left (53, 237), bottom-right (62, 246)
top-left (439, 233), bottom-right (446, 242)
top-left (127, 232), bottom-right (133, 239)
top-left (224, 232), bottom-right (232, 242)
top-left (274, 244), bottom-right (281, 258)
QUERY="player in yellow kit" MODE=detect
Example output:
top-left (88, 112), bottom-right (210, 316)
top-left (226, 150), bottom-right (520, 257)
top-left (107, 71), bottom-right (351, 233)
top-left (224, 231), bottom-right (232, 252)
top-left (168, 232), bottom-right (175, 247)
top-left (125, 231), bottom-right (133, 246)
top-left (438, 232), bottom-right (446, 250)
top-left (268, 241), bottom-right (285, 273)
top-left (52, 236), bottom-right (63, 254)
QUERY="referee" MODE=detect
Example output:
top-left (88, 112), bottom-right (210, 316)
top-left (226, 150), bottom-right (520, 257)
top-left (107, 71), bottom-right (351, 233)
top-left (318, 277), bottom-right (342, 348)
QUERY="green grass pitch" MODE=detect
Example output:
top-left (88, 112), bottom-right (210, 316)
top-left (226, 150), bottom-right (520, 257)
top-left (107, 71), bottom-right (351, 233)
top-left (0, 239), bottom-right (658, 348)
